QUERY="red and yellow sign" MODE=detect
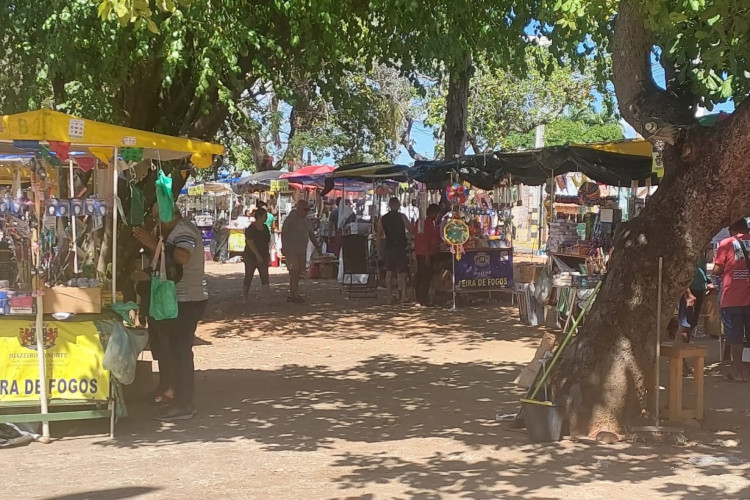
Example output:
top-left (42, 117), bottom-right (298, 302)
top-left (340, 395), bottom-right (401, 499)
top-left (0, 320), bottom-right (110, 402)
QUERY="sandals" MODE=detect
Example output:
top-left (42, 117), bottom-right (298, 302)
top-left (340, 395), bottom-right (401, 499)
top-left (150, 391), bottom-right (175, 405)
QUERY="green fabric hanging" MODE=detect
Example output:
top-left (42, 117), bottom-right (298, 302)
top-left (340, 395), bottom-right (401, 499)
top-left (121, 147), bottom-right (144, 163)
top-left (155, 169), bottom-right (174, 223)
top-left (129, 184), bottom-right (145, 226)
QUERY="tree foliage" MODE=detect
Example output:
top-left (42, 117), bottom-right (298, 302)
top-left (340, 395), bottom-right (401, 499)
top-left (424, 49), bottom-right (607, 154)
top-left (1, 0), bottom-right (372, 139)
top-left (535, 0), bottom-right (749, 113)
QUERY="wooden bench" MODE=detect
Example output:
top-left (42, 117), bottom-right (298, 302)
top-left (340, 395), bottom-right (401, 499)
top-left (660, 342), bottom-right (707, 422)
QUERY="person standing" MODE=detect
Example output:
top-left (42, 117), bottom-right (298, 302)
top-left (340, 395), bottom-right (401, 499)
top-left (281, 200), bottom-right (321, 303)
top-left (211, 218), bottom-right (229, 263)
top-left (243, 208), bottom-right (271, 303)
top-left (378, 197), bottom-right (414, 304)
top-left (256, 200), bottom-right (276, 233)
top-left (714, 218), bottom-right (750, 382)
top-left (134, 203), bottom-right (208, 420)
top-left (414, 204), bottom-right (441, 307)
top-left (675, 250), bottom-right (713, 374)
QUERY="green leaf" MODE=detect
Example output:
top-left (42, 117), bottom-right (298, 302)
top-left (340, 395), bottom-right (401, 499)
top-left (113, 2), bottom-right (128, 18)
top-left (720, 77), bottom-right (733, 99)
top-left (147, 18), bottom-right (159, 34)
top-left (668, 12), bottom-right (687, 23)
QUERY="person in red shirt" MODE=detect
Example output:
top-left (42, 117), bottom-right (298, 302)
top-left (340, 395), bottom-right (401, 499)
top-left (714, 218), bottom-right (750, 382)
top-left (414, 204), bottom-right (441, 306)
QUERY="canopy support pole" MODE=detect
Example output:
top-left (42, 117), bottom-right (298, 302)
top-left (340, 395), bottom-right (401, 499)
top-left (33, 163), bottom-right (50, 442)
top-left (69, 159), bottom-right (79, 274)
top-left (112, 147), bottom-right (118, 302)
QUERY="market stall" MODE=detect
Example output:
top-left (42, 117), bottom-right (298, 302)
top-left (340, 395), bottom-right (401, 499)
top-left (0, 108), bottom-right (224, 440)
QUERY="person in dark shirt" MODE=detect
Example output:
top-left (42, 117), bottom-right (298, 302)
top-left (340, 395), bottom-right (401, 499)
top-left (377, 197), bottom-right (414, 304)
top-left (243, 208), bottom-right (271, 303)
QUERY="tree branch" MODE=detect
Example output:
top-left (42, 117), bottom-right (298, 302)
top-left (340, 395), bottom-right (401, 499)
top-left (467, 133), bottom-right (482, 155)
top-left (400, 117), bottom-right (429, 161)
top-left (612, 0), bottom-right (695, 134)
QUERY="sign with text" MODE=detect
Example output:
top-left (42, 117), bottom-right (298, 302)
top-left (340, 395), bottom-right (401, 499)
top-left (0, 320), bottom-right (110, 402)
top-left (454, 249), bottom-right (514, 291)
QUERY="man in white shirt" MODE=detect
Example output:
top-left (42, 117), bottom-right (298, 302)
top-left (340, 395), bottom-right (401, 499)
top-left (281, 200), bottom-right (321, 303)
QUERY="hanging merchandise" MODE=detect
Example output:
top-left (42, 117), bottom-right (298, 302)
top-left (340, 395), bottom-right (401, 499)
top-left (149, 237), bottom-right (178, 320)
top-left (88, 147), bottom-right (112, 165)
top-left (48, 141), bottom-right (70, 162)
top-left (443, 217), bottom-right (470, 260)
top-left (75, 157), bottom-right (96, 172)
top-left (120, 147), bottom-right (144, 163)
top-left (39, 145), bottom-right (63, 167)
top-left (129, 184), bottom-right (145, 226)
top-left (191, 152), bottom-right (213, 168)
top-left (578, 182), bottom-right (601, 206)
top-left (446, 183), bottom-right (468, 204)
top-left (155, 169), bottom-right (174, 223)
top-left (652, 148), bottom-right (664, 178)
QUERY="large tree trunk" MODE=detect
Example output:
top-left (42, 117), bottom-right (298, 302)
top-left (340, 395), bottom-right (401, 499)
top-left (554, 0), bottom-right (750, 435)
top-left (443, 53), bottom-right (473, 158)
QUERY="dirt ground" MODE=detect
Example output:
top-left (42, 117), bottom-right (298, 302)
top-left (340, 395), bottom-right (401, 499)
top-left (6, 261), bottom-right (750, 499)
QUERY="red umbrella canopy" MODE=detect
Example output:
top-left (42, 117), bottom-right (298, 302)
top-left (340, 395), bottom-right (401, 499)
top-left (280, 165), bottom-right (335, 178)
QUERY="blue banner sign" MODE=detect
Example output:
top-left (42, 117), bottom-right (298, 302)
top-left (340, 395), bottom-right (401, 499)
top-left (455, 248), bottom-right (514, 291)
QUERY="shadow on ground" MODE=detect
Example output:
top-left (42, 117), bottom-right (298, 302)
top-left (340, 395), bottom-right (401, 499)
top-left (89, 352), bottom-right (750, 499)
top-left (201, 267), bottom-right (542, 351)
top-left (100, 354), bottom-right (525, 451)
top-left (327, 443), bottom-right (750, 499)
top-left (39, 487), bottom-right (160, 500)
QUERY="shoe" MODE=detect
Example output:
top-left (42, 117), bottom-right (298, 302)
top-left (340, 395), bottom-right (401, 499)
top-left (155, 406), bottom-right (196, 421)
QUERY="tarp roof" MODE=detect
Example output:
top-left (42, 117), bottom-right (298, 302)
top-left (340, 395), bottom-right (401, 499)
top-left (412, 140), bottom-right (656, 189)
top-left (236, 170), bottom-right (283, 190)
top-left (0, 108), bottom-right (225, 166)
top-left (331, 162), bottom-right (410, 181)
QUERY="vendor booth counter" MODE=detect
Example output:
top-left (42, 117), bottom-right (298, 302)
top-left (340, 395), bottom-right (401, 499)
top-left (0, 314), bottom-right (116, 436)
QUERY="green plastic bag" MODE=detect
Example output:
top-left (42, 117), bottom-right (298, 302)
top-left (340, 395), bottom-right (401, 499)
top-left (129, 184), bottom-right (145, 226)
top-left (149, 237), bottom-right (178, 320)
top-left (155, 169), bottom-right (174, 223)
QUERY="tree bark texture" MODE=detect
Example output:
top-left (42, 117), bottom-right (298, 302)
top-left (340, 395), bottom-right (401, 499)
top-left (554, 0), bottom-right (750, 435)
top-left (443, 53), bottom-right (473, 158)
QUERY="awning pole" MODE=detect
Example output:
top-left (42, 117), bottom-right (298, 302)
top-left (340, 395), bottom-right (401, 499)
top-left (69, 159), bottom-right (79, 274)
top-left (112, 147), bottom-right (119, 301)
top-left (33, 163), bottom-right (50, 442)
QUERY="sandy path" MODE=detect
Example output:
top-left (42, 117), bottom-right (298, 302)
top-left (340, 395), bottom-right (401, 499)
top-left (4, 262), bottom-right (750, 499)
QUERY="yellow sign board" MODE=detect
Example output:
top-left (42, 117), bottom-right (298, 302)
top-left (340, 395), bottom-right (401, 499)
top-left (270, 179), bottom-right (289, 192)
top-left (228, 229), bottom-right (246, 253)
top-left (0, 319), bottom-right (110, 402)
top-left (187, 184), bottom-right (205, 196)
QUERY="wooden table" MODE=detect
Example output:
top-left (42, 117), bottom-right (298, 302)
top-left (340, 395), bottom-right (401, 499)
top-left (660, 342), bottom-right (707, 422)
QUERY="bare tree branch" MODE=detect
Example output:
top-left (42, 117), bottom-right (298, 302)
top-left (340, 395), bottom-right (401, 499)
top-left (400, 117), bottom-right (429, 161)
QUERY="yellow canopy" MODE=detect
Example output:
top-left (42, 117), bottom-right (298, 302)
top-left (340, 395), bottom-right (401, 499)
top-left (572, 139), bottom-right (652, 158)
top-left (0, 108), bottom-right (224, 167)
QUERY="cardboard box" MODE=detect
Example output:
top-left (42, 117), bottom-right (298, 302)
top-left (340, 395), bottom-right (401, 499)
top-left (514, 263), bottom-right (544, 284)
top-left (43, 286), bottom-right (102, 314)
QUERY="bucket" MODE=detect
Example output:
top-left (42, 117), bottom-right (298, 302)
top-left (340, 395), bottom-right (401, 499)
top-left (521, 399), bottom-right (563, 442)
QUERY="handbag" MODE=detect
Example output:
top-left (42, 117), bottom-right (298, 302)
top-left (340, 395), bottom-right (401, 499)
top-left (149, 236), bottom-right (179, 320)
